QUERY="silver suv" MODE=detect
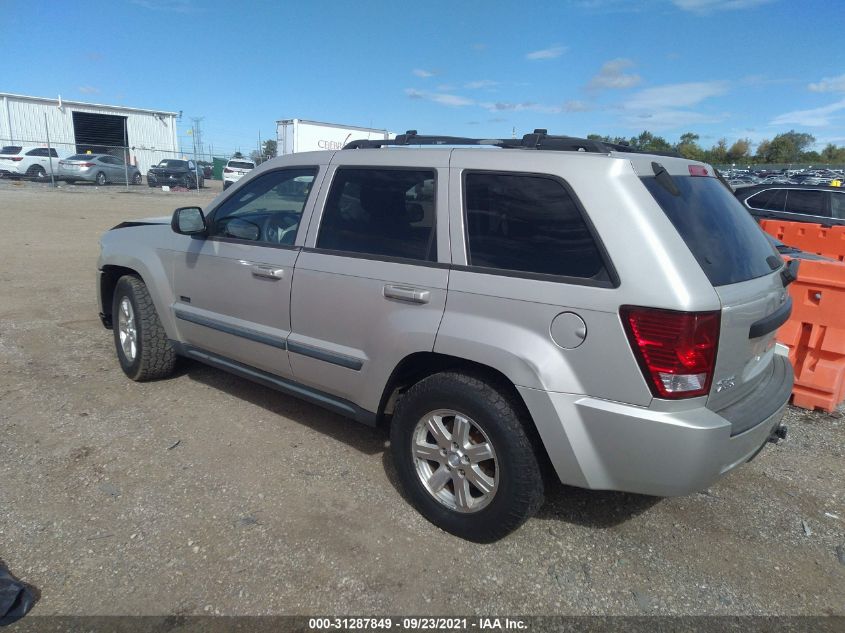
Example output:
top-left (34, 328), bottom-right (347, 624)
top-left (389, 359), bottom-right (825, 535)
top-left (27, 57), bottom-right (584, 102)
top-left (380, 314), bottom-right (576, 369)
top-left (97, 131), bottom-right (794, 542)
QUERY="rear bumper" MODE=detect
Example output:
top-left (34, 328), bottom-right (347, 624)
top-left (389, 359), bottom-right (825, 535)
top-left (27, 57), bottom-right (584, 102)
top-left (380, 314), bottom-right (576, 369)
top-left (518, 354), bottom-right (793, 497)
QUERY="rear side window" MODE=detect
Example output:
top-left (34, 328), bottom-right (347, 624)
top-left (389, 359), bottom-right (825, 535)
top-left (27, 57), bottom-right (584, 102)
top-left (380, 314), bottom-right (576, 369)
top-left (641, 176), bottom-right (777, 286)
top-left (26, 148), bottom-right (48, 157)
top-left (463, 172), bottom-right (609, 282)
top-left (317, 168), bottom-right (436, 262)
top-left (831, 192), bottom-right (845, 220)
top-left (785, 189), bottom-right (828, 217)
top-left (747, 189), bottom-right (786, 212)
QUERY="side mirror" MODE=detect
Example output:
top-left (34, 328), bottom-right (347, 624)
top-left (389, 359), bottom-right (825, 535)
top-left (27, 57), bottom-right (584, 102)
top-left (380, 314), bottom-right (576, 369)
top-left (172, 206), bottom-right (206, 235)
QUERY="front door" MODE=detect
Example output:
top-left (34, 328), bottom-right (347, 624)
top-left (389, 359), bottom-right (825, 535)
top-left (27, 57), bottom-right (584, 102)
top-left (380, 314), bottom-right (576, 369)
top-left (171, 166), bottom-right (323, 378)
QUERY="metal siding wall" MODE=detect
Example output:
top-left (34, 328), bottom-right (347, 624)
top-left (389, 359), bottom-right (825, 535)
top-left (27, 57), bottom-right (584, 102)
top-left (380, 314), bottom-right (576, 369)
top-left (2, 96), bottom-right (178, 172)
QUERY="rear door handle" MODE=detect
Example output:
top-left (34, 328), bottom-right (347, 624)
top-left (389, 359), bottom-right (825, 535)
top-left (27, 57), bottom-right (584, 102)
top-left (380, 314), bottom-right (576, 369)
top-left (383, 284), bottom-right (430, 304)
top-left (251, 265), bottom-right (284, 280)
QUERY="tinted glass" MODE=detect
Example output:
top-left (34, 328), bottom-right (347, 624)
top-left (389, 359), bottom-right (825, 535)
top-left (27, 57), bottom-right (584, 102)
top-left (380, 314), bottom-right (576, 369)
top-left (641, 176), bottom-right (777, 286)
top-left (228, 161), bottom-right (255, 170)
top-left (831, 192), bottom-right (845, 220)
top-left (464, 173), bottom-right (607, 281)
top-left (157, 160), bottom-right (187, 169)
top-left (765, 189), bottom-right (787, 212)
top-left (1, 146), bottom-right (22, 155)
top-left (68, 154), bottom-right (94, 161)
top-left (49, 148), bottom-right (58, 157)
top-left (785, 189), bottom-right (828, 217)
top-left (318, 168), bottom-right (436, 261)
top-left (210, 168), bottom-right (316, 245)
top-left (26, 148), bottom-right (47, 156)
top-left (745, 190), bottom-right (773, 210)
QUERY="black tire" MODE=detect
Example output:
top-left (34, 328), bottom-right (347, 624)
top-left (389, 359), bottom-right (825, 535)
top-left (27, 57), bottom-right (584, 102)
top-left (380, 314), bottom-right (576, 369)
top-left (112, 275), bottom-right (176, 381)
top-left (133, 172), bottom-right (142, 185)
top-left (390, 371), bottom-right (544, 542)
top-left (96, 171), bottom-right (107, 186)
top-left (28, 165), bottom-right (46, 180)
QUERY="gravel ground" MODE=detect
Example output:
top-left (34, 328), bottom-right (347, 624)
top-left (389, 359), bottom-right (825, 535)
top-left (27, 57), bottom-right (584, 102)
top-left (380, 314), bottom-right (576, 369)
top-left (0, 178), bottom-right (843, 617)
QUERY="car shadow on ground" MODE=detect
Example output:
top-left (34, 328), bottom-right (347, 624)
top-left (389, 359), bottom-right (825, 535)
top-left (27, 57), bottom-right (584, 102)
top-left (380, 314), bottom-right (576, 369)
top-left (181, 360), bottom-right (388, 456)
top-left (181, 360), bottom-right (660, 530)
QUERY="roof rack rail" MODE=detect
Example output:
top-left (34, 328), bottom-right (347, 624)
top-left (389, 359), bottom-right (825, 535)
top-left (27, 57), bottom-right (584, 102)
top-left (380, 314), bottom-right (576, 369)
top-left (343, 129), bottom-right (680, 157)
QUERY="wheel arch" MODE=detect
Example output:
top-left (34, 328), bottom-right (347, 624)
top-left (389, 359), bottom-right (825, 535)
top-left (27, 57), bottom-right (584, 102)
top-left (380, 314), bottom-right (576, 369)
top-left (378, 351), bottom-right (555, 476)
top-left (99, 265), bottom-right (142, 328)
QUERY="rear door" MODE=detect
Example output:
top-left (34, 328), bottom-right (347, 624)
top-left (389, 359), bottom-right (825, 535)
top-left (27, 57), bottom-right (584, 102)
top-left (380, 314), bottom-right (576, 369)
top-left (288, 150), bottom-right (449, 413)
top-left (638, 161), bottom-right (790, 419)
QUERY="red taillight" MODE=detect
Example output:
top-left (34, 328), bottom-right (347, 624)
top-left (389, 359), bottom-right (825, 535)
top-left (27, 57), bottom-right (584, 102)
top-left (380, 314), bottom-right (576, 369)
top-left (223, 167), bottom-right (233, 173)
top-left (81, 162), bottom-right (95, 167)
top-left (621, 306), bottom-right (720, 399)
top-left (11, 157), bottom-right (23, 162)
top-left (688, 165), bottom-right (709, 177)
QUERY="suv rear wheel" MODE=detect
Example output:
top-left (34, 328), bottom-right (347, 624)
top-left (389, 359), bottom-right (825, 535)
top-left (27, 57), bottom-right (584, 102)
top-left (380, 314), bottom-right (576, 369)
top-left (112, 275), bottom-right (176, 381)
top-left (390, 371), bottom-right (544, 542)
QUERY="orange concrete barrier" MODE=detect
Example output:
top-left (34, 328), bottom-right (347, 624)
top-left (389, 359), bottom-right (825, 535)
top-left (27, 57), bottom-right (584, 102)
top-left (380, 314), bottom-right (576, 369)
top-left (776, 257), bottom-right (845, 412)
top-left (761, 220), bottom-right (845, 262)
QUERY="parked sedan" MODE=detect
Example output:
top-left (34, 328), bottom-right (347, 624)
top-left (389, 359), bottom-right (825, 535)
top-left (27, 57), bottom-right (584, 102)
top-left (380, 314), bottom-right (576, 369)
top-left (734, 184), bottom-right (845, 227)
top-left (58, 154), bottom-right (143, 185)
top-left (147, 159), bottom-right (204, 189)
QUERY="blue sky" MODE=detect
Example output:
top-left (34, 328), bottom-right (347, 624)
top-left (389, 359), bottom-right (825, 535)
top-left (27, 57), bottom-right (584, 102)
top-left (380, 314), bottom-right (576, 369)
top-left (3, 0), bottom-right (845, 155)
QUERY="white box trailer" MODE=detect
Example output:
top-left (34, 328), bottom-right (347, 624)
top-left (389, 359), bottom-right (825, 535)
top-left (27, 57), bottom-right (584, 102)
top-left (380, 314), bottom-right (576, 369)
top-left (276, 118), bottom-right (391, 155)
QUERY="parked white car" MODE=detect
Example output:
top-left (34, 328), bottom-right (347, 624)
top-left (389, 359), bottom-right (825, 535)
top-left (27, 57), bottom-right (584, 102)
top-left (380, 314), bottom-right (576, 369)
top-left (222, 158), bottom-right (255, 190)
top-left (0, 145), bottom-right (63, 179)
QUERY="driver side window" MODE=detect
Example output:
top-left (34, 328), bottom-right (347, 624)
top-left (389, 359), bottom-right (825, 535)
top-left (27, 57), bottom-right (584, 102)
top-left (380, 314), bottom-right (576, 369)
top-left (209, 168), bottom-right (317, 246)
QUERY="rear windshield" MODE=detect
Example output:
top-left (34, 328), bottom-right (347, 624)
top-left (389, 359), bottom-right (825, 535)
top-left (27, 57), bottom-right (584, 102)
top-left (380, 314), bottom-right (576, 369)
top-left (1, 146), bottom-right (22, 155)
top-left (68, 154), bottom-right (96, 161)
top-left (228, 161), bottom-right (254, 169)
top-left (641, 175), bottom-right (778, 286)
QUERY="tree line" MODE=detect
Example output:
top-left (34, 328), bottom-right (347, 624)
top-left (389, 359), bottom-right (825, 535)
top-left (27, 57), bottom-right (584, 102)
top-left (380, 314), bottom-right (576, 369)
top-left (586, 130), bottom-right (845, 166)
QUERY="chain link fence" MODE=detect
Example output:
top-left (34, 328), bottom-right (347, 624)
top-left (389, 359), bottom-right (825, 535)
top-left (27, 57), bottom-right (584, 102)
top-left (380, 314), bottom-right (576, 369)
top-left (0, 136), bottom-right (239, 189)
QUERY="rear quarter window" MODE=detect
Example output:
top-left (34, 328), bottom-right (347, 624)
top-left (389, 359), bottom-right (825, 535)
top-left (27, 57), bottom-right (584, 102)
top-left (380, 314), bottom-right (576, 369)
top-left (641, 175), bottom-right (778, 287)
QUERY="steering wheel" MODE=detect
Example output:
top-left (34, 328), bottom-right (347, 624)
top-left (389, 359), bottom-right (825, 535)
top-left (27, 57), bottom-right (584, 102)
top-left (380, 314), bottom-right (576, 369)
top-left (262, 212), bottom-right (301, 244)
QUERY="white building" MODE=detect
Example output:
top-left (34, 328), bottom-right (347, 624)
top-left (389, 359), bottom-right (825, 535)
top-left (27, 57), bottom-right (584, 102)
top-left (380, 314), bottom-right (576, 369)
top-left (0, 92), bottom-right (179, 172)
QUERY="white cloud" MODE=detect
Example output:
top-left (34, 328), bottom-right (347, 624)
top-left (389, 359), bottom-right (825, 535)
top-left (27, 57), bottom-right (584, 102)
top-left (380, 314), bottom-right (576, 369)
top-left (479, 100), bottom-right (577, 114)
top-left (412, 69), bottom-right (436, 78)
top-left (808, 74), bottom-right (845, 93)
top-left (770, 99), bottom-right (845, 127)
top-left (525, 45), bottom-right (567, 61)
top-left (464, 80), bottom-right (499, 90)
top-left (625, 81), bottom-right (729, 109)
top-left (405, 89), bottom-right (474, 107)
top-left (588, 58), bottom-right (642, 91)
top-left (624, 110), bottom-right (729, 130)
top-left (671, 0), bottom-right (775, 12)
top-left (77, 86), bottom-right (100, 95)
top-left (564, 100), bottom-right (593, 112)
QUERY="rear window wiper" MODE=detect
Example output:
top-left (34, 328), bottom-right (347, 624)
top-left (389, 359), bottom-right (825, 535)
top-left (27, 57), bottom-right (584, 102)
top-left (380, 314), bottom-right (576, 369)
top-left (652, 162), bottom-right (680, 196)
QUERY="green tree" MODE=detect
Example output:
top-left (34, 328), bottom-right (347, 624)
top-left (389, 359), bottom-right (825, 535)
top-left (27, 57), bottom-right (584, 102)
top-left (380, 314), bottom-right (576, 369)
top-left (708, 138), bottom-right (728, 164)
top-left (754, 140), bottom-right (771, 162)
top-left (629, 130), bottom-right (671, 153)
top-left (263, 139), bottom-right (278, 159)
top-left (676, 132), bottom-right (704, 160)
top-left (727, 138), bottom-right (750, 162)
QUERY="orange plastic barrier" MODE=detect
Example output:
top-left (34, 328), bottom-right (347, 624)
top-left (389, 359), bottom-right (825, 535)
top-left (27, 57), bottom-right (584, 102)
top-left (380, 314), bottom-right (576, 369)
top-left (776, 257), bottom-right (845, 412)
top-left (761, 220), bottom-right (845, 262)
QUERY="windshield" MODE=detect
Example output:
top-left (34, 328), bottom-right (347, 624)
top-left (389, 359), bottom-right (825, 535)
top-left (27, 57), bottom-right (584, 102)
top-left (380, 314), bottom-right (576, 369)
top-left (641, 175), bottom-right (779, 286)
top-left (156, 160), bottom-right (187, 168)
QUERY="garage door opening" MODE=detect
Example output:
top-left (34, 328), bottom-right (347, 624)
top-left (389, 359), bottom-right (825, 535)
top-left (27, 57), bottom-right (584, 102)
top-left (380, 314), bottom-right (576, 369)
top-left (72, 111), bottom-right (128, 159)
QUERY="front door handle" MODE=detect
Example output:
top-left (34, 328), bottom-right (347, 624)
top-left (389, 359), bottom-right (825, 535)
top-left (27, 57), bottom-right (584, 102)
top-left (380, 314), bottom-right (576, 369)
top-left (251, 265), bottom-right (284, 280)
top-left (383, 284), bottom-right (430, 304)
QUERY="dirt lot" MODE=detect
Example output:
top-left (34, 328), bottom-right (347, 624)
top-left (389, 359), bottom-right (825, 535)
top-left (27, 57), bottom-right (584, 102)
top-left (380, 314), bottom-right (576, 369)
top-left (0, 178), bottom-right (843, 617)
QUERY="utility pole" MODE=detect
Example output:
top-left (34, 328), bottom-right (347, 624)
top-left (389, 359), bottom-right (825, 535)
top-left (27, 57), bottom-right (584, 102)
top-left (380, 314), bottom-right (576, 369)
top-left (191, 116), bottom-right (205, 161)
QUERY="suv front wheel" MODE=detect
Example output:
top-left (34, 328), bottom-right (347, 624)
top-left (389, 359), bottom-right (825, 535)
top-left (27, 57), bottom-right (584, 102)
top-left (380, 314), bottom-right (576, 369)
top-left (112, 275), bottom-right (176, 381)
top-left (390, 372), bottom-right (544, 542)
